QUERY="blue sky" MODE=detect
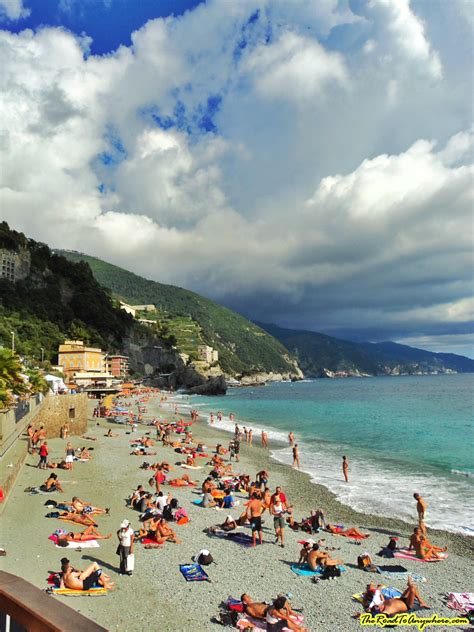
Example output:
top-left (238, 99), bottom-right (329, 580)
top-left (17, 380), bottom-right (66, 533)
top-left (0, 0), bottom-right (472, 357)
top-left (0, 0), bottom-right (204, 54)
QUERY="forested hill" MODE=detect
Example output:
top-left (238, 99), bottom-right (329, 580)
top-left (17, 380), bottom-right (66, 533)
top-left (58, 251), bottom-right (300, 377)
top-left (0, 223), bottom-right (134, 362)
top-left (257, 322), bottom-right (474, 377)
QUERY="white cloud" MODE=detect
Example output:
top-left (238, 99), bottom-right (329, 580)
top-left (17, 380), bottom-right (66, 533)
top-left (0, 0), bottom-right (472, 352)
top-left (243, 31), bottom-right (348, 102)
top-left (358, 0), bottom-right (442, 79)
top-left (0, 0), bottom-right (29, 20)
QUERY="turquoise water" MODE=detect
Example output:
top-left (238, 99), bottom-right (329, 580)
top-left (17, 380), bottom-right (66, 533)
top-left (188, 374), bottom-right (474, 534)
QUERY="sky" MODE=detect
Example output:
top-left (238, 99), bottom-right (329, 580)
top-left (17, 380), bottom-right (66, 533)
top-left (0, 0), bottom-right (473, 357)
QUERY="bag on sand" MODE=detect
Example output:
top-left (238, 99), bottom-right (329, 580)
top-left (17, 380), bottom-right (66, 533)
top-left (357, 553), bottom-right (373, 570)
top-left (195, 549), bottom-right (214, 566)
top-left (321, 565), bottom-right (341, 580)
top-left (126, 553), bottom-right (135, 572)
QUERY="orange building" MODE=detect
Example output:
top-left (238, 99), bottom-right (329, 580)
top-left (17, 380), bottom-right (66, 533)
top-left (58, 340), bottom-right (106, 382)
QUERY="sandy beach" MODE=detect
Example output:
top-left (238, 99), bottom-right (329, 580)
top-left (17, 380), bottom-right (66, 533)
top-left (1, 393), bottom-right (473, 631)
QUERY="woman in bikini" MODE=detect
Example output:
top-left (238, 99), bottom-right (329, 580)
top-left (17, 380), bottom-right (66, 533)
top-left (326, 524), bottom-right (369, 539)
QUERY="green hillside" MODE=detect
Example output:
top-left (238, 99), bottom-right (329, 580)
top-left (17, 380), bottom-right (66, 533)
top-left (257, 322), bottom-right (474, 376)
top-left (59, 251), bottom-right (298, 376)
top-left (0, 223), bottom-right (134, 363)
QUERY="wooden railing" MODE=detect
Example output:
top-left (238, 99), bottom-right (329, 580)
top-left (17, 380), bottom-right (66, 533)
top-left (0, 571), bottom-right (108, 632)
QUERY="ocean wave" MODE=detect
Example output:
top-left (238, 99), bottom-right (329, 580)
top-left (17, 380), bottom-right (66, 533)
top-left (190, 398), bottom-right (474, 536)
top-left (450, 469), bottom-right (474, 478)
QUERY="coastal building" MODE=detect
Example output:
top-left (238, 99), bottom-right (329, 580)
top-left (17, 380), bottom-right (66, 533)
top-left (106, 354), bottom-right (129, 378)
top-left (197, 345), bottom-right (219, 364)
top-left (0, 247), bottom-right (31, 283)
top-left (58, 340), bottom-right (109, 384)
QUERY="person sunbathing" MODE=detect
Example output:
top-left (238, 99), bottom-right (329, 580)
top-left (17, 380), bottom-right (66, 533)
top-left (57, 512), bottom-right (98, 526)
top-left (60, 559), bottom-right (114, 591)
top-left (41, 474), bottom-right (64, 493)
top-left (169, 474), bottom-right (195, 486)
top-left (308, 543), bottom-right (343, 569)
top-left (240, 595), bottom-right (306, 632)
top-left (138, 516), bottom-right (165, 542)
top-left (298, 542), bottom-right (313, 565)
top-left (131, 447), bottom-right (157, 455)
top-left (79, 447), bottom-right (92, 460)
top-left (369, 578), bottom-right (429, 615)
top-left (47, 460), bottom-right (68, 470)
top-left (105, 429), bottom-right (118, 437)
top-left (56, 526), bottom-right (112, 544)
top-left (412, 533), bottom-right (446, 560)
top-left (156, 518), bottom-right (181, 543)
top-left (266, 595), bottom-right (307, 632)
top-left (326, 524), bottom-right (369, 538)
top-left (202, 478), bottom-right (216, 493)
top-left (409, 527), bottom-right (446, 554)
top-left (185, 455), bottom-right (196, 466)
top-left (71, 497), bottom-right (109, 515)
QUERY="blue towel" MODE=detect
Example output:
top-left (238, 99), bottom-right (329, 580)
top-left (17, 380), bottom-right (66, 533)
top-left (290, 563), bottom-right (346, 576)
top-left (192, 499), bottom-right (203, 506)
top-left (179, 564), bottom-right (209, 582)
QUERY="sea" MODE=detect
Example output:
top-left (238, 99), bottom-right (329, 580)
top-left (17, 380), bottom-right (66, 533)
top-left (184, 374), bottom-right (474, 536)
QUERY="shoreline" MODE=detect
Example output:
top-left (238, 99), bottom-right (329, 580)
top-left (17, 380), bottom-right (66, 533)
top-left (1, 393), bottom-right (473, 631)
top-left (184, 380), bottom-right (474, 540)
top-left (187, 403), bottom-right (474, 559)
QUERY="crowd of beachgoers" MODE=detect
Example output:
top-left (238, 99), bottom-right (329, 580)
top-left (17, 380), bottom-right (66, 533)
top-left (2, 387), bottom-right (472, 631)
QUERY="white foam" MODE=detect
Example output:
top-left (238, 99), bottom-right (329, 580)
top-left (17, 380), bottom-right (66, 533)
top-left (191, 398), bottom-right (474, 536)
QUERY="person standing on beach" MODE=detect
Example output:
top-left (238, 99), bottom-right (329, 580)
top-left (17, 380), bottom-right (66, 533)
top-left (38, 441), bottom-right (48, 469)
top-left (243, 427), bottom-right (248, 442)
top-left (271, 491), bottom-right (287, 548)
top-left (117, 519), bottom-right (135, 576)
top-left (288, 431), bottom-right (294, 446)
top-left (342, 456), bottom-right (349, 482)
top-left (414, 493), bottom-right (427, 522)
top-left (261, 430), bottom-right (268, 448)
top-left (292, 444), bottom-right (300, 469)
top-left (248, 428), bottom-right (253, 447)
top-left (65, 442), bottom-right (75, 470)
top-left (247, 492), bottom-right (265, 547)
top-left (210, 412), bottom-right (214, 424)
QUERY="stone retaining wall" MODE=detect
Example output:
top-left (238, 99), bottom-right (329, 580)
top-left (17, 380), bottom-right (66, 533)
top-left (32, 393), bottom-right (88, 439)
top-left (0, 393), bottom-right (88, 506)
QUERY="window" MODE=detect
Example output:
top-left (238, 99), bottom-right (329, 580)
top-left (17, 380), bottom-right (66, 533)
top-left (69, 408), bottom-right (75, 420)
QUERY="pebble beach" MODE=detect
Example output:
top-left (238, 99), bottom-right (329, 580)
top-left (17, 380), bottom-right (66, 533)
top-left (1, 393), bottom-right (473, 631)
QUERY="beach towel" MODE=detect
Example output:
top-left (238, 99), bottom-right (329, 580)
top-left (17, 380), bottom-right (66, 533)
top-left (210, 531), bottom-right (253, 547)
top-left (192, 499), bottom-right (204, 506)
top-left (180, 464), bottom-right (203, 470)
top-left (290, 563), bottom-right (346, 577)
top-left (46, 573), bottom-right (107, 595)
top-left (56, 540), bottom-right (100, 549)
top-left (394, 548), bottom-right (448, 562)
top-left (140, 537), bottom-right (163, 546)
top-left (375, 565), bottom-right (426, 583)
top-left (49, 534), bottom-right (98, 544)
top-left (236, 613), bottom-right (304, 631)
top-left (179, 563), bottom-right (209, 582)
top-left (169, 481), bottom-right (196, 487)
top-left (447, 593), bottom-right (474, 614)
top-left (50, 587), bottom-right (107, 596)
